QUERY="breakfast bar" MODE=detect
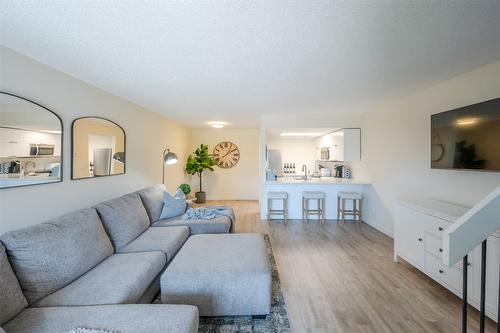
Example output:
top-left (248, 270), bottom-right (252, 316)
top-left (261, 177), bottom-right (370, 221)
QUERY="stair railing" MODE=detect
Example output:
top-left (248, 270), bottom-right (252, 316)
top-left (442, 185), bottom-right (500, 333)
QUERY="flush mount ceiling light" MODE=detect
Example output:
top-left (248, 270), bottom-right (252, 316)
top-left (208, 121), bottom-right (228, 128)
top-left (456, 118), bottom-right (478, 126)
top-left (279, 132), bottom-right (323, 137)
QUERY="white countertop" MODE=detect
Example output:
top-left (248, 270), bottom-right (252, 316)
top-left (264, 177), bottom-right (370, 185)
top-left (396, 197), bottom-right (470, 222)
top-left (0, 173), bottom-right (59, 187)
top-left (396, 197), bottom-right (500, 239)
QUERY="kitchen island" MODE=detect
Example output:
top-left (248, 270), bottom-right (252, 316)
top-left (261, 177), bottom-right (370, 220)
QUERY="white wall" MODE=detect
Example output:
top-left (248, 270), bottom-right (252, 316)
top-left (266, 138), bottom-right (317, 174)
top-left (190, 128), bottom-right (259, 200)
top-left (362, 59), bottom-right (500, 236)
top-left (0, 46), bottom-right (191, 233)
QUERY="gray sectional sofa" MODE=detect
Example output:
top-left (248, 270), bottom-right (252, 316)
top-left (0, 184), bottom-right (234, 333)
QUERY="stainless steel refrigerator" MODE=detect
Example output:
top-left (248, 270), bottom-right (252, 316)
top-left (93, 148), bottom-right (112, 176)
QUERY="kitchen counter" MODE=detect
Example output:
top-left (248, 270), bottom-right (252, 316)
top-left (261, 177), bottom-right (370, 220)
top-left (264, 176), bottom-right (370, 185)
top-left (0, 173), bottom-right (59, 188)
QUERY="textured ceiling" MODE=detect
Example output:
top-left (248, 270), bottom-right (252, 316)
top-left (2, 1), bottom-right (500, 128)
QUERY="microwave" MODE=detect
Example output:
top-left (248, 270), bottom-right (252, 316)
top-left (30, 144), bottom-right (55, 156)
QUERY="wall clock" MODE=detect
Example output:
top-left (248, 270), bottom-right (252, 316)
top-left (213, 141), bottom-right (240, 168)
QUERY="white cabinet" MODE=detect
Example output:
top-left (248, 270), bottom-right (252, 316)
top-left (316, 128), bottom-right (361, 162)
top-left (394, 204), bottom-right (425, 268)
top-left (395, 199), bottom-right (498, 322)
top-left (0, 141), bottom-right (29, 157)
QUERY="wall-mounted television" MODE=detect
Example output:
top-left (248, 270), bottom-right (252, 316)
top-left (431, 97), bottom-right (500, 172)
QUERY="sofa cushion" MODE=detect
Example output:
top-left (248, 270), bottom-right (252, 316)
top-left (160, 192), bottom-right (187, 220)
top-left (0, 208), bottom-right (113, 304)
top-left (33, 251), bottom-right (166, 307)
top-left (3, 304), bottom-right (199, 333)
top-left (94, 193), bottom-right (150, 250)
top-left (136, 184), bottom-right (166, 223)
top-left (153, 215), bottom-right (232, 234)
top-left (0, 242), bottom-right (28, 325)
top-left (119, 226), bottom-right (189, 262)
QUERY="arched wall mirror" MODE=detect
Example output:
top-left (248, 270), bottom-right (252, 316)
top-left (0, 92), bottom-right (63, 189)
top-left (72, 117), bottom-right (126, 179)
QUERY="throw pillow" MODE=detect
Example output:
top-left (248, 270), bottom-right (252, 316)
top-left (159, 191), bottom-right (187, 220)
top-left (174, 188), bottom-right (186, 199)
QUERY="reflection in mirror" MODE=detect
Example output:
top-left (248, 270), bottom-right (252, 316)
top-left (72, 117), bottom-right (125, 179)
top-left (0, 92), bottom-right (63, 189)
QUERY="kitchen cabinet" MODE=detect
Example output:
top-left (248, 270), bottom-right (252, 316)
top-left (395, 199), bottom-right (499, 322)
top-left (394, 203), bottom-right (425, 268)
top-left (0, 127), bottom-right (60, 158)
top-left (316, 128), bottom-right (360, 162)
top-left (0, 141), bottom-right (30, 157)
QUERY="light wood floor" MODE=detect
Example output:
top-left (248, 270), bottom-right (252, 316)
top-left (199, 200), bottom-right (496, 332)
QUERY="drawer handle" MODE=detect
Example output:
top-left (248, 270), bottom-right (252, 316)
top-left (418, 238), bottom-right (423, 242)
top-left (439, 269), bottom-right (444, 274)
top-left (438, 227), bottom-right (443, 231)
top-left (439, 248), bottom-right (443, 253)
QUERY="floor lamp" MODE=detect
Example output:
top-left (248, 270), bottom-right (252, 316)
top-left (163, 148), bottom-right (178, 186)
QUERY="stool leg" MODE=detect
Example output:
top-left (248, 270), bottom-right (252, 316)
top-left (305, 198), bottom-right (309, 223)
top-left (283, 198), bottom-right (288, 225)
top-left (267, 198), bottom-right (271, 224)
top-left (359, 198), bottom-right (363, 223)
top-left (353, 199), bottom-right (359, 222)
top-left (342, 198), bottom-right (346, 223)
top-left (321, 198), bottom-right (325, 224)
top-left (302, 197), bottom-right (305, 222)
top-left (337, 195), bottom-right (340, 221)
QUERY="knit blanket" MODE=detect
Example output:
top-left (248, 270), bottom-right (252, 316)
top-left (181, 207), bottom-right (223, 220)
top-left (66, 329), bottom-right (117, 333)
top-left (181, 206), bottom-right (235, 232)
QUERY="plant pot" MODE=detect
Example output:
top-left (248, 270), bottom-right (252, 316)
top-left (195, 191), bottom-right (206, 204)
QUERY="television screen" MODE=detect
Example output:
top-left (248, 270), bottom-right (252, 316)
top-left (431, 97), bottom-right (500, 171)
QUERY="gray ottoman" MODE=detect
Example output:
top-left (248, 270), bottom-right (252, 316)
top-left (160, 234), bottom-right (271, 316)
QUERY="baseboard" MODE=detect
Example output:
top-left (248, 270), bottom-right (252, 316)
top-left (362, 218), bottom-right (394, 238)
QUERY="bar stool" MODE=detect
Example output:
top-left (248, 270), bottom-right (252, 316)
top-left (267, 191), bottom-right (288, 225)
top-left (337, 191), bottom-right (363, 223)
top-left (302, 191), bottom-right (325, 223)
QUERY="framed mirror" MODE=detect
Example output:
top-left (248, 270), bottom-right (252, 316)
top-left (0, 92), bottom-right (63, 189)
top-left (71, 117), bottom-right (125, 179)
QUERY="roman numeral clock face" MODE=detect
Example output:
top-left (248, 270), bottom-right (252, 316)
top-left (213, 141), bottom-right (240, 169)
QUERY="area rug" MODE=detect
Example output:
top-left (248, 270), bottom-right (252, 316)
top-left (154, 234), bottom-right (291, 333)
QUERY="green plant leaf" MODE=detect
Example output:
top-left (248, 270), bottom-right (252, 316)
top-left (184, 144), bottom-right (218, 192)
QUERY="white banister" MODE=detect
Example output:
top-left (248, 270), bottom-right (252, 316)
top-left (442, 185), bottom-right (500, 267)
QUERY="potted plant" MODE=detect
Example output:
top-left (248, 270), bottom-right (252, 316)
top-left (178, 183), bottom-right (191, 197)
top-left (185, 144), bottom-right (217, 203)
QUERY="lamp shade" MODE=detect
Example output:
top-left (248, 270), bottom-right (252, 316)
top-left (164, 150), bottom-right (178, 165)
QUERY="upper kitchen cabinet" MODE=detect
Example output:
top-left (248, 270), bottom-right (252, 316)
top-left (317, 128), bottom-right (361, 162)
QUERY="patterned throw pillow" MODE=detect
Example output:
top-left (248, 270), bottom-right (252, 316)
top-left (159, 191), bottom-right (187, 220)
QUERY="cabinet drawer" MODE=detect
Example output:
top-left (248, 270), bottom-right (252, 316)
top-left (425, 233), bottom-right (463, 270)
top-left (425, 252), bottom-right (462, 292)
top-left (424, 215), bottom-right (453, 238)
